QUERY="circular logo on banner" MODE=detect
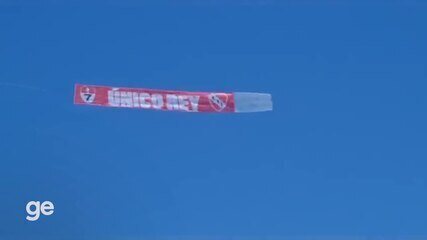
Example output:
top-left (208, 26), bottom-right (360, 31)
top-left (208, 93), bottom-right (228, 112)
top-left (80, 86), bottom-right (96, 103)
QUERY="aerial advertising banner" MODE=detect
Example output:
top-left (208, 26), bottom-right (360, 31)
top-left (74, 84), bottom-right (272, 113)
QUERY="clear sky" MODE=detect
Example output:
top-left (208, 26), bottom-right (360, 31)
top-left (0, 1), bottom-right (426, 238)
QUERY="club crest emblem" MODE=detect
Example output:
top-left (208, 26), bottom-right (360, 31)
top-left (208, 93), bottom-right (228, 112)
top-left (80, 86), bottom-right (96, 103)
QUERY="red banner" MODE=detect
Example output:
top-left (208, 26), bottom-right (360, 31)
top-left (74, 84), bottom-right (235, 113)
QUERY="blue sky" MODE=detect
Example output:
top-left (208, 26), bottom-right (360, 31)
top-left (0, 1), bottom-right (426, 238)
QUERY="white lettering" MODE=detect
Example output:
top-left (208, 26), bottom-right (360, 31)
top-left (26, 201), bottom-right (55, 221)
top-left (188, 96), bottom-right (200, 112)
top-left (107, 91), bottom-right (200, 111)
top-left (151, 94), bottom-right (164, 109)
top-left (26, 201), bottom-right (40, 221)
top-left (166, 94), bottom-right (179, 110)
top-left (139, 93), bottom-right (151, 108)
top-left (178, 96), bottom-right (190, 111)
top-left (120, 91), bottom-right (133, 107)
top-left (132, 92), bottom-right (140, 107)
top-left (108, 90), bottom-right (120, 107)
top-left (40, 201), bottom-right (54, 216)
